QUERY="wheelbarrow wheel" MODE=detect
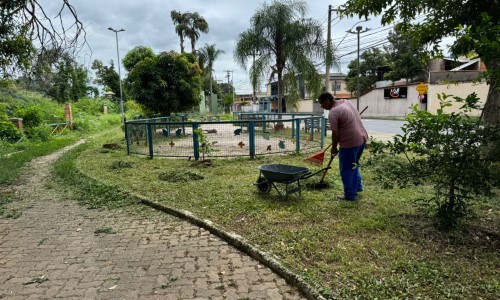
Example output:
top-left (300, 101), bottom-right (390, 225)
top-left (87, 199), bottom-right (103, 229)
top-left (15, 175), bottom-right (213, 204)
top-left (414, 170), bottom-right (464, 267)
top-left (256, 177), bottom-right (271, 193)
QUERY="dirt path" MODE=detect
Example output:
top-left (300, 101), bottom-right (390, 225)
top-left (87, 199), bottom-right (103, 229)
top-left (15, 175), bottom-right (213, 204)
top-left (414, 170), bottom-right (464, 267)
top-left (0, 141), bottom-right (305, 299)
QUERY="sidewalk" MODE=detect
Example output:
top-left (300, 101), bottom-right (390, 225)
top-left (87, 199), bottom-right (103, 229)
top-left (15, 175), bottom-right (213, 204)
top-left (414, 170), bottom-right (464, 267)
top-left (0, 143), bottom-right (306, 299)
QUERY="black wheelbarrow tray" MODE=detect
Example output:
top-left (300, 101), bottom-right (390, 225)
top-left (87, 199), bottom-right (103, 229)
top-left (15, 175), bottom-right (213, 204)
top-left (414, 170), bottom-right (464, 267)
top-left (255, 164), bottom-right (331, 200)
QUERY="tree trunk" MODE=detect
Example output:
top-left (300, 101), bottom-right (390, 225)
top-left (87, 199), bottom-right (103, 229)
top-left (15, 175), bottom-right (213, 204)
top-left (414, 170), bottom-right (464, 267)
top-left (482, 57), bottom-right (500, 127)
top-left (481, 57), bottom-right (499, 160)
top-left (180, 36), bottom-right (185, 53)
top-left (277, 71), bottom-right (283, 115)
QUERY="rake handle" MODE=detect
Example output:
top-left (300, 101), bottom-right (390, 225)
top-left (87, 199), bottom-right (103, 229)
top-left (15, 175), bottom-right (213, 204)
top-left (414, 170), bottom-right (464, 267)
top-left (319, 153), bottom-right (336, 183)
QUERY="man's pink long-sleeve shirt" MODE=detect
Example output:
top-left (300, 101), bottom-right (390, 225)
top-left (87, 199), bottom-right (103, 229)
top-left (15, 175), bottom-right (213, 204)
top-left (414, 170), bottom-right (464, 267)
top-left (328, 100), bottom-right (368, 148)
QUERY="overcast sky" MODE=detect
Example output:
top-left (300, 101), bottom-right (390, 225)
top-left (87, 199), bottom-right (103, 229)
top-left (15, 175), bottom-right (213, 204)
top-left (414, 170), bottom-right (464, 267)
top-left (40, 0), bottom-right (439, 95)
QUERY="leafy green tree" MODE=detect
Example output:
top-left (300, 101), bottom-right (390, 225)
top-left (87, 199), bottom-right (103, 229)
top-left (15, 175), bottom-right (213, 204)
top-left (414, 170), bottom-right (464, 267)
top-left (170, 11), bottom-right (209, 54)
top-left (222, 93), bottom-right (234, 113)
top-left (234, 0), bottom-right (326, 113)
top-left (218, 82), bottom-right (234, 96)
top-left (0, 23), bottom-right (34, 78)
top-left (0, 1), bottom-right (86, 77)
top-left (49, 54), bottom-right (91, 102)
top-left (122, 46), bottom-right (155, 72)
top-left (199, 43), bottom-right (224, 98)
top-left (127, 50), bottom-right (203, 115)
top-left (202, 76), bottom-right (221, 99)
top-left (16, 47), bottom-right (62, 93)
top-left (91, 59), bottom-right (120, 98)
top-left (339, 0), bottom-right (500, 128)
top-left (345, 48), bottom-right (387, 96)
top-left (371, 93), bottom-right (500, 229)
top-left (384, 24), bottom-right (428, 83)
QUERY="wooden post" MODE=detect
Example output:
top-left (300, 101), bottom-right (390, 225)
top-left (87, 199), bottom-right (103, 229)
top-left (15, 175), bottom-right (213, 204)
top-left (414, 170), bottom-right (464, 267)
top-left (64, 104), bottom-right (73, 128)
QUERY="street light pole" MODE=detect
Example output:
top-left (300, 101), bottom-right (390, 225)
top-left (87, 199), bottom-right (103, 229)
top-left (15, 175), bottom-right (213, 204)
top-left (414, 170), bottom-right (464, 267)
top-left (348, 25), bottom-right (369, 111)
top-left (356, 26), bottom-right (361, 111)
top-left (108, 27), bottom-right (125, 124)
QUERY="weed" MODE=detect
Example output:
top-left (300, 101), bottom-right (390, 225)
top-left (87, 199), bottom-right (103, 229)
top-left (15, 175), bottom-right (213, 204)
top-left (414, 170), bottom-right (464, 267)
top-left (94, 227), bottom-right (115, 236)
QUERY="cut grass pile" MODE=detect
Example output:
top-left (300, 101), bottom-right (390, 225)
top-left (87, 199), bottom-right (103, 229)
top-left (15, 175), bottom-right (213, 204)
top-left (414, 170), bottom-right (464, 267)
top-left (70, 132), bottom-right (500, 299)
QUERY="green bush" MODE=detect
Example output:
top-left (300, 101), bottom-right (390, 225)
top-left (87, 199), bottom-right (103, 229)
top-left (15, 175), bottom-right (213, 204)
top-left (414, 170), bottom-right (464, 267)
top-left (24, 124), bottom-right (52, 142)
top-left (16, 106), bottom-right (44, 127)
top-left (124, 99), bottom-right (145, 117)
top-left (72, 97), bottom-right (118, 116)
top-left (371, 93), bottom-right (500, 229)
top-left (0, 103), bottom-right (9, 122)
top-left (72, 113), bottom-right (98, 132)
top-left (0, 121), bottom-right (22, 143)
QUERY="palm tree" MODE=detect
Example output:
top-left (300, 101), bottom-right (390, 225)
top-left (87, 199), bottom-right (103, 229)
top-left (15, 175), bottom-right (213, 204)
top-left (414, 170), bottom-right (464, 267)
top-left (199, 43), bottom-right (225, 99)
top-left (170, 10), bottom-right (189, 53)
top-left (185, 12), bottom-right (209, 53)
top-left (234, 0), bottom-right (327, 113)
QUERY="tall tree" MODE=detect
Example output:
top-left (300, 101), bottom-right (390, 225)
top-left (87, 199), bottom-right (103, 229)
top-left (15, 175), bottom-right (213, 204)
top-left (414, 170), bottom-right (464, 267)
top-left (0, 1), bottom-right (86, 78)
top-left (384, 24), bottom-right (428, 83)
top-left (339, 0), bottom-right (500, 128)
top-left (127, 51), bottom-right (203, 115)
top-left (122, 45), bottom-right (155, 72)
top-left (49, 53), bottom-right (91, 102)
top-left (91, 59), bottom-right (120, 97)
top-left (185, 12), bottom-right (209, 53)
top-left (234, 0), bottom-right (326, 113)
top-left (199, 43), bottom-right (224, 98)
top-left (170, 10), bottom-right (190, 54)
top-left (345, 48), bottom-right (387, 96)
top-left (170, 11), bottom-right (209, 54)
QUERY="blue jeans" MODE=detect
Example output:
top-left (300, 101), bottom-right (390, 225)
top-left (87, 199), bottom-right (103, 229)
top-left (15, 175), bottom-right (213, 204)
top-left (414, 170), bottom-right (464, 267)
top-left (338, 144), bottom-right (366, 200)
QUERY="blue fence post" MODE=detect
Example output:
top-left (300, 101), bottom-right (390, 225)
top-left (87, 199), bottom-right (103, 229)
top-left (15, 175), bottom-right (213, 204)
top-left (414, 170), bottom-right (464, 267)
top-left (321, 117), bottom-right (326, 148)
top-left (249, 121), bottom-right (255, 159)
top-left (291, 114), bottom-right (295, 138)
top-left (147, 123), bottom-right (154, 159)
top-left (181, 115), bottom-right (186, 135)
top-left (295, 118), bottom-right (301, 153)
top-left (124, 121), bottom-right (130, 155)
top-left (192, 123), bottom-right (199, 160)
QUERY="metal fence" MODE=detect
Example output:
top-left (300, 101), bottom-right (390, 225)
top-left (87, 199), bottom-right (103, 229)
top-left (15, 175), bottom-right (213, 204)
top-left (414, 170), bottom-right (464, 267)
top-left (125, 115), bottom-right (326, 159)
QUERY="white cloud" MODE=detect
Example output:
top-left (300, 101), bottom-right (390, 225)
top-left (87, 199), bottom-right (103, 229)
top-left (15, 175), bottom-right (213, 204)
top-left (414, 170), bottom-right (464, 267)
top-left (39, 0), bottom-right (416, 94)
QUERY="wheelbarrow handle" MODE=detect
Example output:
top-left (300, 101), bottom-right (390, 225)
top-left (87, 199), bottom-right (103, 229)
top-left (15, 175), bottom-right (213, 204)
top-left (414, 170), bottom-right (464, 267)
top-left (300, 152), bottom-right (338, 180)
top-left (300, 166), bottom-right (332, 179)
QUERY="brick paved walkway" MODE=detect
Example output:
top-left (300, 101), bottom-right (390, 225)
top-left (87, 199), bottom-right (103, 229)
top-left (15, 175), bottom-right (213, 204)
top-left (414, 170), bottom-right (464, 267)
top-left (0, 143), bottom-right (306, 299)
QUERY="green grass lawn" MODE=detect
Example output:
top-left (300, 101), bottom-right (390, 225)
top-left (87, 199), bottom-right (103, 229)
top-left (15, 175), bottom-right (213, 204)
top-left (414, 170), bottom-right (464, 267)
top-left (0, 135), bottom-right (79, 185)
top-left (65, 129), bottom-right (500, 299)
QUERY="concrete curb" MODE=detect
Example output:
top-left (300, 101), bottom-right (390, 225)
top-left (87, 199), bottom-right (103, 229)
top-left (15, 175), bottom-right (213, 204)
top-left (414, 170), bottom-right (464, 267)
top-left (137, 196), bottom-right (326, 300)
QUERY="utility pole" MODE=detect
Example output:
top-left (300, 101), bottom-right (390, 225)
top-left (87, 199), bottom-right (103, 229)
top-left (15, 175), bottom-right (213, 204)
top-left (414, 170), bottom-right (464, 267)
top-left (325, 5), bottom-right (334, 95)
top-left (224, 70), bottom-right (233, 103)
top-left (348, 25), bottom-right (369, 111)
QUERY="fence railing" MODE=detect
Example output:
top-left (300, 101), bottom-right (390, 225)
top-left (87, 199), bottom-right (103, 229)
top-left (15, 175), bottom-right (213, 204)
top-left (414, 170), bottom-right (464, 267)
top-left (125, 116), bottom-right (326, 159)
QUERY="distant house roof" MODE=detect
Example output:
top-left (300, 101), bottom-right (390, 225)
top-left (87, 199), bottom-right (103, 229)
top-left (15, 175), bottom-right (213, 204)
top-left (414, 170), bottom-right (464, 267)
top-left (450, 58), bottom-right (481, 71)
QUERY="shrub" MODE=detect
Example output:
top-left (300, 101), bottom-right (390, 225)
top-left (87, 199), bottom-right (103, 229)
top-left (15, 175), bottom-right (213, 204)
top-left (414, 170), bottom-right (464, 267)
top-left (0, 121), bottom-right (22, 143)
top-left (0, 103), bottom-right (9, 122)
top-left (16, 106), bottom-right (44, 128)
top-left (124, 99), bottom-right (146, 118)
top-left (371, 93), bottom-right (500, 230)
top-left (24, 124), bottom-right (52, 142)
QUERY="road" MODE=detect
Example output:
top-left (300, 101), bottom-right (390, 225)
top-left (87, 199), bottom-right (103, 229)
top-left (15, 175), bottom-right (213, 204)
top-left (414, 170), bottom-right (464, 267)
top-left (361, 119), bottom-right (407, 141)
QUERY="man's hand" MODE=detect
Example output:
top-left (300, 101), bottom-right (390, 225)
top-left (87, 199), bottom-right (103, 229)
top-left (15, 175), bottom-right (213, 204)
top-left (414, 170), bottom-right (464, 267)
top-left (331, 147), bottom-right (338, 155)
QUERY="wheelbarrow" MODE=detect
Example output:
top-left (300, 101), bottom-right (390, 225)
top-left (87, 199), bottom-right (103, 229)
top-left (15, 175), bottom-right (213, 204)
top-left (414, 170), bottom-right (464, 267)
top-left (255, 161), bottom-right (333, 200)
